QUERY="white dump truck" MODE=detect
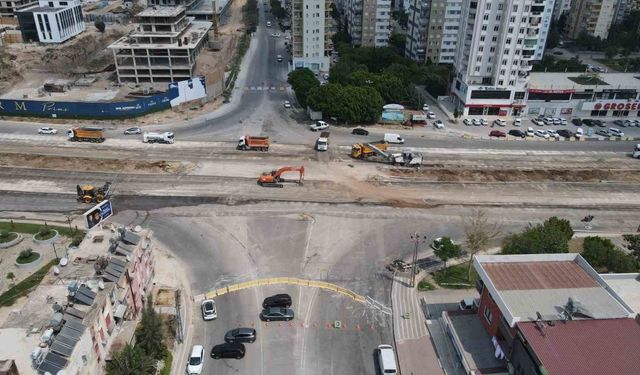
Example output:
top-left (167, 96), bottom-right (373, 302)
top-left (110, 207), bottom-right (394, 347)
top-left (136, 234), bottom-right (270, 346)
top-left (143, 132), bottom-right (174, 144)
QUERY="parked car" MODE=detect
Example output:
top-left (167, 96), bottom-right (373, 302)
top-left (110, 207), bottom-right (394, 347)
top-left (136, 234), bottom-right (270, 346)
top-left (532, 118), bottom-right (545, 126)
top-left (596, 129), bottom-right (610, 137)
top-left (614, 119), bottom-right (625, 126)
top-left (543, 116), bottom-right (554, 125)
top-left (433, 120), bottom-right (444, 129)
top-left (575, 128), bottom-right (584, 138)
top-left (431, 237), bottom-right (444, 251)
top-left (572, 118), bottom-right (582, 126)
top-left (547, 129), bottom-right (560, 139)
top-left (377, 345), bottom-right (398, 375)
top-left (426, 111), bottom-right (436, 119)
top-left (508, 129), bottom-right (526, 138)
top-left (459, 298), bottom-right (478, 311)
top-left (201, 299), bottom-right (217, 321)
top-left (260, 307), bottom-right (294, 321)
top-left (526, 127), bottom-right (535, 137)
top-left (38, 127), bottom-right (57, 135)
top-left (489, 130), bottom-right (506, 138)
top-left (352, 127), bottom-right (369, 136)
top-left (582, 119), bottom-right (595, 127)
top-left (472, 118), bottom-right (481, 126)
top-left (463, 118), bottom-right (472, 126)
top-left (594, 119), bottom-right (606, 127)
top-left (422, 104), bottom-right (429, 111)
top-left (224, 328), bottom-right (257, 344)
top-left (513, 118), bottom-right (521, 126)
top-left (309, 121), bottom-right (329, 131)
top-left (493, 119), bottom-right (507, 127)
top-left (557, 129), bottom-right (574, 138)
top-left (210, 343), bottom-right (245, 359)
top-left (609, 127), bottom-right (624, 137)
top-left (262, 293), bottom-right (292, 308)
top-left (535, 129), bottom-right (550, 139)
top-left (480, 118), bottom-right (489, 126)
top-left (187, 345), bottom-right (205, 374)
top-left (283, 101), bottom-right (291, 108)
top-left (123, 127), bottom-right (141, 135)
top-left (559, 118), bottom-right (568, 125)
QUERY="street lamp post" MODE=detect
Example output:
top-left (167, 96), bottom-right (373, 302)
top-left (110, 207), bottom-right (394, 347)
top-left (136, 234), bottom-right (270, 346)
top-left (52, 243), bottom-right (59, 262)
top-left (409, 232), bottom-right (427, 288)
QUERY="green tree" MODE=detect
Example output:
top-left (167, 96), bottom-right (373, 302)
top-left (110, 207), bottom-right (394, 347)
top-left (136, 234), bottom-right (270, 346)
top-left (269, 0), bottom-right (286, 19)
top-left (582, 236), bottom-right (638, 273)
top-left (338, 86), bottom-right (384, 123)
top-left (453, 108), bottom-right (461, 121)
top-left (287, 68), bottom-right (320, 108)
top-left (389, 33), bottom-right (406, 55)
top-left (135, 298), bottom-right (166, 360)
top-left (502, 216), bottom-right (574, 255)
top-left (434, 237), bottom-right (462, 272)
top-left (623, 234), bottom-right (640, 260)
top-left (345, 71), bottom-right (407, 104)
top-left (94, 19), bottom-right (106, 33)
top-left (106, 344), bottom-right (156, 375)
top-left (306, 83), bottom-right (344, 115)
top-left (605, 46), bottom-right (618, 60)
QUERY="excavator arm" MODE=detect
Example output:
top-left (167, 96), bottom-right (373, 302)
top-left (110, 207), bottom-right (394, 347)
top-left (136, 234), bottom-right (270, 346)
top-left (258, 166), bottom-right (304, 187)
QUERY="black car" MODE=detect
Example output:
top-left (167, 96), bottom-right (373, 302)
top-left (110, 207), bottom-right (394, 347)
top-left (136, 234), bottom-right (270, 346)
top-left (352, 127), bottom-right (369, 136)
top-left (262, 293), bottom-right (292, 308)
top-left (224, 328), bottom-right (257, 344)
top-left (508, 129), bottom-right (525, 138)
top-left (557, 129), bottom-right (574, 138)
top-left (594, 119), bottom-right (605, 127)
top-left (582, 119), bottom-right (595, 127)
top-left (210, 343), bottom-right (245, 359)
top-left (260, 307), bottom-right (294, 321)
top-left (613, 119), bottom-right (625, 126)
top-left (571, 118), bottom-right (582, 126)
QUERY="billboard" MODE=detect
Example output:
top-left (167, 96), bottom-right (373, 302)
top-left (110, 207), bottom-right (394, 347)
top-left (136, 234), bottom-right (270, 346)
top-left (581, 100), bottom-right (640, 111)
top-left (83, 200), bottom-right (114, 230)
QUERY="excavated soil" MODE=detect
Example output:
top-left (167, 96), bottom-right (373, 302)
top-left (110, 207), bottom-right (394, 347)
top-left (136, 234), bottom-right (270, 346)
top-left (0, 153), bottom-right (195, 174)
top-left (389, 167), bottom-right (640, 183)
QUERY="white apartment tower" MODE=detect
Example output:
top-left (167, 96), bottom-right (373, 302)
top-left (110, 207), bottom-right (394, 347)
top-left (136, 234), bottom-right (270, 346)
top-left (452, 0), bottom-right (554, 116)
top-left (343, 0), bottom-right (391, 47)
top-left (565, 0), bottom-right (616, 39)
top-left (292, 0), bottom-right (333, 72)
top-left (16, 0), bottom-right (85, 43)
top-left (405, 0), bottom-right (462, 62)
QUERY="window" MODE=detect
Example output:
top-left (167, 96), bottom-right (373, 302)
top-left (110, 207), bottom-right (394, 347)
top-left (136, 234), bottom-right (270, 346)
top-left (480, 36), bottom-right (485, 41)
top-left (484, 306), bottom-right (493, 323)
top-left (483, 14), bottom-right (489, 20)
top-left (492, 36), bottom-right (497, 42)
top-left (482, 25), bottom-right (487, 31)
top-left (494, 26), bottom-right (499, 31)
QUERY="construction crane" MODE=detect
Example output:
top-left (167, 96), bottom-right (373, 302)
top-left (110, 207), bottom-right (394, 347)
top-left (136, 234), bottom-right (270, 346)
top-left (353, 143), bottom-right (423, 167)
top-left (257, 166), bottom-right (305, 188)
top-left (77, 182), bottom-right (112, 203)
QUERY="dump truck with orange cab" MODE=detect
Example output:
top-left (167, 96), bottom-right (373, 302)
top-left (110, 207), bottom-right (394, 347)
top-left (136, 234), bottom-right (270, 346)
top-left (238, 135), bottom-right (270, 151)
top-left (67, 127), bottom-right (105, 143)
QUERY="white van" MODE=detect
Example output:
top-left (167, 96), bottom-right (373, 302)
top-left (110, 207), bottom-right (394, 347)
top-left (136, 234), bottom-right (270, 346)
top-left (378, 344), bottom-right (398, 374)
top-left (384, 133), bottom-right (405, 144)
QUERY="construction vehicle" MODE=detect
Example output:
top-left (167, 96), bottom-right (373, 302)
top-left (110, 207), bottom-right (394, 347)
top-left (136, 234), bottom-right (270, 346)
top-left (143, 132), bottom-right (174, 144)
top-left (67, 127), bottom-right (105, 143)
top-left (257, 166), bottom-right (304, 188)
top-left (77, 182), bottom-right (112, 203)
top-left (353, 143), bottom-right (422, 166)
top-left (238, 135), bottom-right (270, 151)
top-left (315, 131), bottom-right (330, 151)
top-left (351, 142), bottom-right (389, 159)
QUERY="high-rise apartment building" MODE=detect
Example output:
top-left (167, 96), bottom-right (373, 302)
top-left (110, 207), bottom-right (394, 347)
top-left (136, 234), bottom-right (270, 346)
top-left (565, 0), bottom-right (616, 39)
top-left (292, 0), bottom-right (334, 72)
top-left (613, 0), bottom-right (640, 24)
top-left (451, 0), bottom-right (554, 116)
top-left (552, 0), bottom-right (572, 20)
top-left (405, 0), bottom-right (461, 62)
top-left (342, 0), bottom-right (391, 47)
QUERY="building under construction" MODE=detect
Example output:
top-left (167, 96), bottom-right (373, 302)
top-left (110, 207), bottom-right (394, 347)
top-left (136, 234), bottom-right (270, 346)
top-left (108, 6), bottom-right (212, 84)
top-left (147, 0), bottom-right (231, 21)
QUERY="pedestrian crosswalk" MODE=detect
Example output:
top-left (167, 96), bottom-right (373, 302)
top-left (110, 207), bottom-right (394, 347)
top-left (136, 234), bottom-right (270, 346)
top-left (392, 274), bottom-right (428, 341)
top-left (244, 85), bottom-right (288, 91)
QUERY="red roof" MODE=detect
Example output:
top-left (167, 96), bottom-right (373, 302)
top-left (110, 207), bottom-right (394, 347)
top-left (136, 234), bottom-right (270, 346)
top-left (518, 319), bottom-right (640, 375)
top-left (482, 261), bottom-right (597, 290)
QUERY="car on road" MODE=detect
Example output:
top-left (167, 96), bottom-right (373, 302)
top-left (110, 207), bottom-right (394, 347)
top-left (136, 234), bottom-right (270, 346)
top-left (532, 118), bottom-right (545, 126)
top-left (576, 128), bottom-right (584, 138)
top-left (526, 127), bottom-right (535, 137)
top-left (433, 120), bottom-right (444, 129)
top-left (508, 129), bottom-right (526, 138)
top-left (262, 293), bottom-right (292, 308)
top-left (323, 73), bottom-right (329, 80)
top-left (201, 299), bottom-right (217, 321)
top-left (422, 104), bottom-right (429, 111)
top-left (513, 118), bottom-right (521, 126)
top-left (377, 345), bottom-right (398, 375)
top-left (426, 111), bottom-right (436, 119)
top-left (596, 129), bottom-right (610, 137)
top-left (187, 345), bottom-right (205, 374)
top-left (557, 129), bottom-right (574, 138)
top-left (271, 32), bottom-right (281, 37)
top-left (210, 343), bottom-right (245, 359)
top-left (609, 127), bottom-right (624, 137)
top-left (493, 119), bottom-right (506, 127)
top-left (276, 54), bottom-right (283, 62)
top-left (535, 129), bottom-right (550, 139)
top-left (283, 100), bottom-right (291, 108)
top-left (260, 307), bottom-right (294, 321)
top-left (352, 127), bottom-right (369, 136)
top-left (224, 328), bottom-right (257, 344)
top-left (463, 118), bottom-right (472, 126)
top-left (38, 127), bottom-right (57, 135)
top-left (633, 120), bottom-right (640, 127)
top-left (309, 121), bottom-right (329, 131)
top-left (489, 130), bottom-right (506, 138)
top-left (553, 51), bottom-right (563, 55)
top-left (546, 129), bottom-right (560, 139)
top-left (266, 21), bottom-right (272, 27)
top-left (431, 237), bottom-right (444, 251)
top-left (123, 127), bottom-right (141, 135)
top-left (480, 118), bottom-right (489, 126)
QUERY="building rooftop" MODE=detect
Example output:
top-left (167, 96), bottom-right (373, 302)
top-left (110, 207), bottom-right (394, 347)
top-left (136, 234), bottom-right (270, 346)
top-left (518, 318), bottom-right (640, 375)
top-left (600, 273), bottom-right (640, 315)
top-left (529, 72), bottom-right (640, 91)
top-left (474, 254), bottom-right (635, 326)
top-left (137, 5), bottom-right (185, 18)
top-left (20, 5), bottom-right (63, 12)
top-left (109, 20), bottom-right (212, 49)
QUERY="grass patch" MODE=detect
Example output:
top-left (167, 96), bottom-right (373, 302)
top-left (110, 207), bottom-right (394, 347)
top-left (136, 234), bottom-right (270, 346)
top-left (0, 231), bottom-right (18, 243)
top-left (417, 278), bottom-right (435, 291)
top-left (0, 221), bottom-right (84, 239)
top-left (16, 249), bottom-right (40, 264)
top-left (34, 229), bottom-right (56, 241)
top-left (0, 259), bottom-right (57, 307)
top-left (433, 263), bottom-right (478, 289)
top-left (568, 75), bottom-right (609, 85)
top-left (160, 351), bottom-right (173, 375)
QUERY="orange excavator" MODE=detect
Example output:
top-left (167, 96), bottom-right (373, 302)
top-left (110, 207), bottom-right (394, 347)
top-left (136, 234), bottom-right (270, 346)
top-left (257, 166), bottom-right (305, 188)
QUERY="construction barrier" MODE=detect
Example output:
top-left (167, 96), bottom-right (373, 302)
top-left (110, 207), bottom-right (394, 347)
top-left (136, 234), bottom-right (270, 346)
top-left (202, 277), bottom-right (367, 303)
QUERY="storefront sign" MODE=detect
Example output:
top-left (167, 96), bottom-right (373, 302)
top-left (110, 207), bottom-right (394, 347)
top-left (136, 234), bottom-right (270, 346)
top-left (582, 100), bottom-right (640, 111)
top-left (528, 89), bottom-right (576, 94)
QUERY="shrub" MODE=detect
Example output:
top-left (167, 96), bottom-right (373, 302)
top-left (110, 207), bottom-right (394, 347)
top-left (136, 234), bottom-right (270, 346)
top-left (19, 249), bottom-right (33, 260)
top-left (71, 234), bottom-right (84, 247)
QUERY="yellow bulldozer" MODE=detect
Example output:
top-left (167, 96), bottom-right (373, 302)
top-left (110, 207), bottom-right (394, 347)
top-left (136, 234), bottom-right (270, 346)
top-left (77, 182), bottom-right (112, 204)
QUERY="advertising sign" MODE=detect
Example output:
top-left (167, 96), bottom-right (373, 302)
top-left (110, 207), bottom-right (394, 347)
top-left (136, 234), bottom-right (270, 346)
top-left (83, 200), bottom-right (113, 230)
top-left (581, 100), bottom-right (640, 111)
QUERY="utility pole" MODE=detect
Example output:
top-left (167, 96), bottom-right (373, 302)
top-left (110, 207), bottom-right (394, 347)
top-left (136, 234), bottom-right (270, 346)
top-left (409, 232), bottom-right (427, 288)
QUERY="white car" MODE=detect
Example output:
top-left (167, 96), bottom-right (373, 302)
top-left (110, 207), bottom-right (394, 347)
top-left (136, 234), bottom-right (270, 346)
top-left (493, 119), bottom-right (506, 127)
top-left (546, 129), bottom-right (560, 139)
top-left (426, 111), bottom-right (436, 119)
top-left (422, 104), bottom-right (430, 111)
top-left (576, 128), bottom-right (584, 138)
top-left (532, 118), bottom-right (545, 126)
top-left (310, 120), bottom-right (329, 131)
top-left (463, 118), bottom-right (472, 126)
top-left (201, 299), bottom-right (217, 321)
top-left (472, 118), bottom-right (481, 126)
top-left (552, 118), bottom-right (562, 125)
top-left (480, 118), bottom-right (489, 126)
top-left (543, 116), bottom-right (554, 125)
top-left (271, 32), bottom-right (281, 37)
top-left (123, 127), bottom-right (142, 135)
top-left (609, 127), bottom-right (624, 137)
top-left (433, 120), bottom-right (444, 129)
top-left (526, 127), bottom-right (535, 137)
top-left (38, 127), bottom-right (57, 135)
top-left (283, 101), bottom-right (291, 108)
top-left (535, 129), bottom-right (550, 139)
top-left (513, 118), bottom-right (521, 126)
top-left (559, 118), bottom-right (568, 125)
top-left (323, 73), bottom-right (329, 80)
top-left (187, 345), bottom-right (204, 374)
top-left (266, 21), bottom-right (272, 27)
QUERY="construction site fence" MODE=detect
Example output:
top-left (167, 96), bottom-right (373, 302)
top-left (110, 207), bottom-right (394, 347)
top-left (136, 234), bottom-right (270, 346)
top-left (205, 277), bottom-right (366, 303)
top-left (84, 13), bottom-right (130, 24)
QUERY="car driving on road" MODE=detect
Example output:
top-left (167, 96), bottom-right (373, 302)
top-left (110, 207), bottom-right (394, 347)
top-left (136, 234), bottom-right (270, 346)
top-left (352, 127), bottom-right (369, 136)
top-left (309, 121), bottom-right (329, 131)
top-left (426, 111), bottom-right (436, 119)
top-left (123, 127), bottom-right (142, 135)
top-left (433, 120), bottom-right (444, 129)
top-left (38, 127), bottom-right (57, 135)
top-left (201, 299), bottom-right (217, 321)
top-left (283, 101), bottom-right (291, 108)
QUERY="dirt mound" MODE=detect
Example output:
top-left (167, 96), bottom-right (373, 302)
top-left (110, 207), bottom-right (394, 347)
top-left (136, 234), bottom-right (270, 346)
top-left (0, 47), bottom-right (21, 93)
top-left (389, 167), bottom-right (640, 183)
top-left (0, 153), bottom-right (194, 174)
